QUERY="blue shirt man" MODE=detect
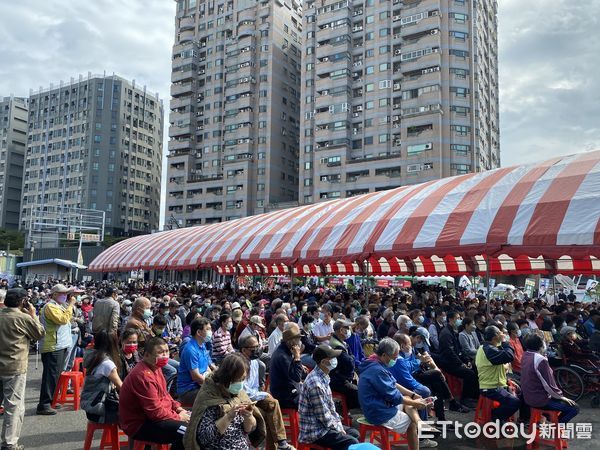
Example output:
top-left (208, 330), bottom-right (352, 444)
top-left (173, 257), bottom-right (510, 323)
top-left (176, 317), bottom-right (215, 405)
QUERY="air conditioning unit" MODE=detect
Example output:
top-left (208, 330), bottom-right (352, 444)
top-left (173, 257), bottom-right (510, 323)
top-left (394, 34), bottom-right (401, 39)
top-left (352, 112), bottom-right (359, 117)
top-left (393, 83), bottom-right (401, 90)
top-left (407, 164), bottom-right (421, 173)
top-left (393, 15), bottom-right (401, 21)
top-left (424, 143), bottom-right (433, 150)
top-left (394, 139), bottom-right (402, 145)
top-left (322, 57), bottom-right (329, 62)
top-left (356, 105), bottom-right (363, 111)
top-left (394, 49), bottom-right (402, 55)
top-left (322, 90), bottom-right (329, 95)
top-left (431, 29), bottom-right (439, 35)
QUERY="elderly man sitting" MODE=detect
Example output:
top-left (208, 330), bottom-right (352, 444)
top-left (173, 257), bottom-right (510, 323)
top-left (358, 338), bottom-right (438, 449)
top-left (298, 346), bottom-right (360, 450)
top-left (270, 323), bottom-right (305, 409)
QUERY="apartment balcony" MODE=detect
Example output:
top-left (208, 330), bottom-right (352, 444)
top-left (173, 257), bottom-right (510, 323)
top-left (179, 16), bottom-right (195, 31)
top-left (168, 139), bottom-right (192, 152)
top-left (188, 173), bottom-right (224, 184)
top-left (179, 29), bottom-right (195, 44)
top-left (170, 82), bottom-right (194, 97)
top-left (169, 124), bottom-right (192, 138)
top-left (171, 68), bottom-right (195, 83)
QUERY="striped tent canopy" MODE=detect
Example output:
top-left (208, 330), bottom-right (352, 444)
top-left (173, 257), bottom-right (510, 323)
top-left (89, 151), bottom-right (600, 275)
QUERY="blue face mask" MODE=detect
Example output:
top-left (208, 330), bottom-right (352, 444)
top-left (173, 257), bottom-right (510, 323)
top-left (228, 381), bottom-right (244, 395)
top-left (418, 316), bottom-right (425, 324)
top-left (319, 312), bottom-right (325, 321)
top-left (204, 330), bottom-right (213, 342)
top-left (455, 319), bottom-right (463, 328)
top-left (387, 357), bottom-right (397, 368)
top-left (143, 309), bottom-right (153, 319)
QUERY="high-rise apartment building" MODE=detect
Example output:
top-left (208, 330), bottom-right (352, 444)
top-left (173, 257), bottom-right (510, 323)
top-left (0, 96), bottom-right (28, 230)
top-left (22, 74), bottom-right (163, 237)
top-left (166, 0), bottom-right (302, 227)
top-left (300, 0), bottom-right (499, 203)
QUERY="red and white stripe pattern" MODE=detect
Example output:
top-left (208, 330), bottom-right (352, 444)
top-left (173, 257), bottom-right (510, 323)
top-left (89, 151), bottom-right (600, 274)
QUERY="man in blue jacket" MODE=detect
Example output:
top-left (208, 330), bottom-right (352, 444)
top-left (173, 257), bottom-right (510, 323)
top-left (358, 338), bottom-right (437, 449)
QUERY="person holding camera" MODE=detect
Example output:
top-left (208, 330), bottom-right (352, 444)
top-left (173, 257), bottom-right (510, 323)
top-left (0, 288), bottom-right (45, 450)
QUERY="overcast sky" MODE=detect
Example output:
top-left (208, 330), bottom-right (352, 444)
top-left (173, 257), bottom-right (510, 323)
top-left (1, 0), bottom-right (599, 223)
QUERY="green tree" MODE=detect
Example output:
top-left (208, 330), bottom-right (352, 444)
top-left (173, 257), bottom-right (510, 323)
top-left (0, 228), bottom-right (25, 251)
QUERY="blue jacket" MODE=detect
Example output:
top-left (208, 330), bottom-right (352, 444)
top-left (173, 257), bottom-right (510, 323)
top-left (389, 353), bottom-right (422, 391)
top-left (346, 333), bottom-right (365, 368)
top-left (358, 356), bottom-right (403, 425)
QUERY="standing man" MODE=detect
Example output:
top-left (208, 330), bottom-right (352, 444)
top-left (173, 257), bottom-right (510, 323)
top-left (37, 284), bottom-right (76, 415)
top-left (0, 289), bottom-right (45, 449)
top-left (92, 287), bottom-right (120, 335)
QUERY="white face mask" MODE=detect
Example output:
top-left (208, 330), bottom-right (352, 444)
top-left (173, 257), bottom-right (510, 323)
top-left (327, 358), bottom-right (338, 370)
top-left (344, 329), bottom-right (351, 339)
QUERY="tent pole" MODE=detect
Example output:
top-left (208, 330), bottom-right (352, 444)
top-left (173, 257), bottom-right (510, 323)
top-left (289, 264), bottom-right (294, 294)
top-left (234, 265), bottom-right (239, 296)
top-left (485, 256), bottom-right (491, 319)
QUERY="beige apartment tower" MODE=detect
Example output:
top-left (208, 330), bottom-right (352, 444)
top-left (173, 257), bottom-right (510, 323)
top-left (167, 0), bottom-right (302, 227)
top-left (0, 96), bottom-right (28, 230)
top-left (300, 0), bottom-right (499, 203)
top-left (22, 74), bottom-right (164, 237)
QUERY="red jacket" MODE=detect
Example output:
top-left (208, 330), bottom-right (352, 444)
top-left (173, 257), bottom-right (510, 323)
top-left (119, 361), bottom-right (181, 436)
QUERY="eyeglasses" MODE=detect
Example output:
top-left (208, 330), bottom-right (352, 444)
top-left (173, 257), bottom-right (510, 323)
top-left (244, 346), bottom-right (259, 351)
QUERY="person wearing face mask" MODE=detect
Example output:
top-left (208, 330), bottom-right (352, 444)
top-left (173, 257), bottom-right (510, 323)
top-left (119, 299), bottom-right (133, 332)
top-left (212, 313), bottom-right (235, 365)
top-left (377, 308), bottom-right (397, 340)
top-left (119, 329), bottom-right (141, 380)
top-left (458, 317), bottom-right (480, 361)
top-left (358, 338), bottom-right (437, 450)
top-left (475, 326), bottom-right (524, 422)
top-left (239, 336), bottom-right (295, 450)
top-left (269, 323), bottom-right (305, 410)
top-left (92, 287), bottom-right (120, 335)
top-left (166, 300), bottom-right (183, 345)
top-left (177, 318), bottom-right (217, 405)
top-left (520, 334), bottom-right (579, 424)
top-left (437, 311), bottom-right (480, 406)
top-left (299, 314), bottom-right (317, 368)
top-left (124, 297), bottom-right (153, 353)
top-left (313, 304), bottom-right (334, 345)
top-left (298, 345), bottom-right (360, 450)
top-left (268, 314), bottom-right (290, 357)
top-left (328, 320), bottom-right (359, 410)
top-left (506, 322), bottom-right (524, 374)
top-left (185, 353), bottom-right (266, 450)
top-left (427, 307), bottom-right (446, 353)
top-left (119, 337), bottom-right (189, 449)
top-left (346, 316), bottom-right (367, 368)
top-left (36, 284), bottom-right (77, 415)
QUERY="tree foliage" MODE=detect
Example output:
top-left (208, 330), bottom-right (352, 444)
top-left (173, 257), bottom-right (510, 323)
top-left (0, 228), bottom-right (25, 251)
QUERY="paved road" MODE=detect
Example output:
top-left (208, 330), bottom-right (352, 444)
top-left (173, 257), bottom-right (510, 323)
top-left (13, 355), bottom-right (600, 449)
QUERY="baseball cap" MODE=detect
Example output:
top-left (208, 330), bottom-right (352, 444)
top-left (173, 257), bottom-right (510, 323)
top-left (122, 299), bottom-right (133, 307)
top-left (51, 284), bottom-right (72, 294)
top-left (312, 345), bottom-right (342, 364)
top-left (412, 326), bottom-right (431, 347)
top-left (249, 315), bottom-right (265, 329)
top-left (282, 323), bottom-right (301, 341)
top-left (333, 319), bottom-right (354, 331)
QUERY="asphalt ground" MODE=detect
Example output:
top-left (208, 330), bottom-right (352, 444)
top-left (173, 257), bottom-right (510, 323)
top-left (12, 354), bottom-right (600, 449)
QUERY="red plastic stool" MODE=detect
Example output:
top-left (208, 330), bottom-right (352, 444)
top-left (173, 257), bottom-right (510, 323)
top-left (332, 391), bottom-right (352, 426)
top-left (83, 421), bottom-right (128, 450)
top-left (73, 357), bottom-right (84, 372)
top-left (358, 416), bottom-right (408, 450)
top-left (442, 371), bottom-right (464, 399)
top-left (281, 408), bottom-right (299, 448)
top-left (132, 441), bottom-right (169, 450)
top-left (474, 396), bottom-right (501, 425)
top-left (52, 371), bottom-right (84, 410)
top-left (528, 408), bottom-right (568, 450)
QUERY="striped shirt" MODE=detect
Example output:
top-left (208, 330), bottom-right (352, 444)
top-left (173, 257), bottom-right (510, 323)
top-left (211, 327), bottom-right (233, 358)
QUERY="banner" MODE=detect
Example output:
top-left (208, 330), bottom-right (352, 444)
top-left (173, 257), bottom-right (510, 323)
top-left (330, 278), bottom-right (345, 285)
top-left (390, 280), bottom-right (412, 288)
top-left (539, 278), bottom-right (551, 295)
top-left (524, 278), bottom-right (536, 298)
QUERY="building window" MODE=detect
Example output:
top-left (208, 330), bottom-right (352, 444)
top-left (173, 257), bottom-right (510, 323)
top-left (451, 125), bottom-right (471, 136)
top-left (451, 144), bottom-right (470, 156)
top-left (451, 163), bottom-right (471, 174)
top-left (257, 183), bottom-right (265, 191)
top-left (94, 135), bottom-right (101, 143)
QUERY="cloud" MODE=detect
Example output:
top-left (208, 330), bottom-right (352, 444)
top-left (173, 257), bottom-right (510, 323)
top-left (0, 0), bottom-right (175, 225)
top-left (498, 0), bottom-right (600, 165)
top-left (1, 0), bottom-right (599, 228)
